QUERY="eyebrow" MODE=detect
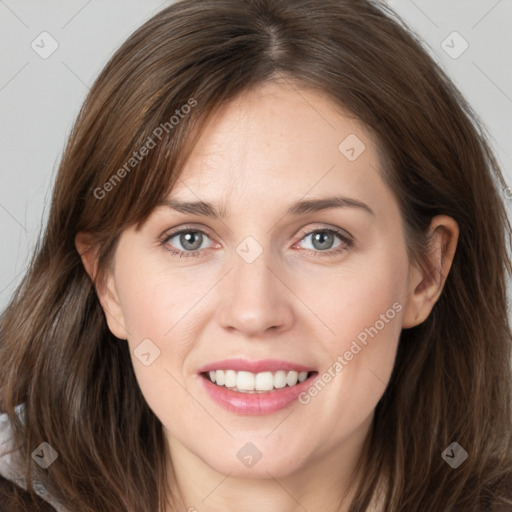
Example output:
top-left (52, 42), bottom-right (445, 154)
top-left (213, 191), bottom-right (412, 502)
top-left (160, 195), bottom-right (374, 218)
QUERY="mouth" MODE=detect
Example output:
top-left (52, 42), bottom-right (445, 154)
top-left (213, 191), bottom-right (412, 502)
top-left (201, 369), bottom-right (316, 394)
top-left (197, 359), bottom-right (319, 415)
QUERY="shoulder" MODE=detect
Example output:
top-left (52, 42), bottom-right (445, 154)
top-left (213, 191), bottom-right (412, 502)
top-left (0, 408), bottom-right (26, 485)
top-left (0, 474), bottom-right (57, 512)
top-left (0, 409), bottom-right (19, 482)
top-left (0, 408), bottom-right (58, 512)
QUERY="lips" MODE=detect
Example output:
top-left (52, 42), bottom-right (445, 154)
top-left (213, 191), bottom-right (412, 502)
top-left (197, 358), bottom-right (315, 374)
top-left (197, 358), bottom-right (318, 415)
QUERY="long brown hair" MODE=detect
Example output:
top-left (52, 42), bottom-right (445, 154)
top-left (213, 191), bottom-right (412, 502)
top-left (1, 0), bottom-right (511, 510)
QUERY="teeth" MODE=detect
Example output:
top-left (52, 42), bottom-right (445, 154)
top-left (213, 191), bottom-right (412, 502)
top-left (225, 369), bottom-right (237, 388)
top-left (274, 370), bottom-right (287, 389)
top-left (286, 371), bottom-right (298, 387)
top-left (255, 371), bottom-right (274, 391)
top-left (216, 370), bottom-right (225, 386)
top-left (237, 371), bottom-right (255, 391)
top-left (206, 369), bottom-right (311, 393)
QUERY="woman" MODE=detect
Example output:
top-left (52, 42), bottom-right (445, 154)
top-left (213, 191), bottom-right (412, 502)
top-left (1, 0), bottom-right (511, 510)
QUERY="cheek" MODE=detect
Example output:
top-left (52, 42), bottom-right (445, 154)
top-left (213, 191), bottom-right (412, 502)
top-left (114, 271), bottom-right (196, 425)
top-left (300, 251), bottom-right (407, 427)
top-left (115, 257), bottom-right (195, 340)
top-left (303, 246), bottom-right (407, 351)
top-left (112, 254), bottom-right (212, 393)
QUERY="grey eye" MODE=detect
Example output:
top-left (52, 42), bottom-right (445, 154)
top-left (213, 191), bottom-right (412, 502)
top-left (300, 230), bottom-right (343, 251)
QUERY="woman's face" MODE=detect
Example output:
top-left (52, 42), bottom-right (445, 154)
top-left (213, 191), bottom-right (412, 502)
top-left (100, 79), bottom-right (416, 480)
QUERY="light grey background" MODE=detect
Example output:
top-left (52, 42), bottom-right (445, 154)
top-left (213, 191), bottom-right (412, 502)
top-left (1, 0), bottom-right (511, 311)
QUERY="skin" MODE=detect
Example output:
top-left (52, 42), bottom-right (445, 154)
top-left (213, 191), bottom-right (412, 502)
top-left (77, 77), bottom-right (458, 512)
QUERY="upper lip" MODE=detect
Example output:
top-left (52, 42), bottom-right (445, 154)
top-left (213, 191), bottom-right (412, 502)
top-left (197, 358), bottom-right (316, 374)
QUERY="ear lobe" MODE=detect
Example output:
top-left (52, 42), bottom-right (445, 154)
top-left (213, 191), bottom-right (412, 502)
top-left (402, 215), bottom-right (459, 329)
top-left (75, 232), bottom-right (129, 340)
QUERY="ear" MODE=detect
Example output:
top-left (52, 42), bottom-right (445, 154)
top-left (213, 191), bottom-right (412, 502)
top-left (75, 232), bottom-right (129, 340)
top-left (402, 215), bottom-right (459, 329)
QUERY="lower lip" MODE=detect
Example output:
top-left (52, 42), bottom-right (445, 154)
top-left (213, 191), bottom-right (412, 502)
top-left (199, 373), bottom-right (318, 415)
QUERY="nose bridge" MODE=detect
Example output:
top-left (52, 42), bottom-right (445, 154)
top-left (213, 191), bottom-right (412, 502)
top-left (216, 235), bottom-right (293, 336)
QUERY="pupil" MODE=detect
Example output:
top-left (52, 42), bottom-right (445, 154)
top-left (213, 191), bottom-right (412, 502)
top-left (313, 232), bottom-right (333, 250)
top-left (181, 231), bottom-right (202, 250)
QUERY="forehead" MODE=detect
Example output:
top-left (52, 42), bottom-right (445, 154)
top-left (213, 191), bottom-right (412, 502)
top-left (168, 80), bottom-right (391, 218)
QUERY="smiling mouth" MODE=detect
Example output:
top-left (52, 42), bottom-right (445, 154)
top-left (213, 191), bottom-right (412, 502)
top-left (201, 370), bottom-right (317, 394)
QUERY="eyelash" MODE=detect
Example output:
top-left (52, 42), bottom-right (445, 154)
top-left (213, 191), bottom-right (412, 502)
top-left (159, 224), bottom-right (353, 259)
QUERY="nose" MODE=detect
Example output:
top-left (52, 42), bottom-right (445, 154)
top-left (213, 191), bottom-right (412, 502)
top-left (217, 246), bottom-right (295, 337)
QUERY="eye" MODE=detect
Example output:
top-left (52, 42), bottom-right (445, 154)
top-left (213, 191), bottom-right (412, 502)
top-left (160, 225), bottom-right (352, 259)
top-left (295, 228), bottom-right (352, 257)
top-left (161, 227), bottom-right (213, 257)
